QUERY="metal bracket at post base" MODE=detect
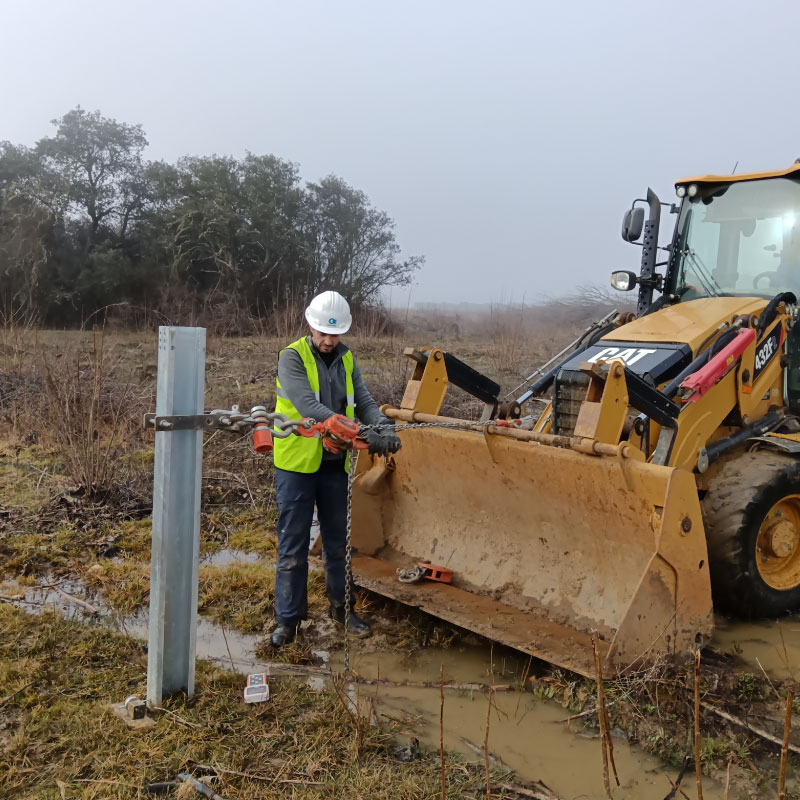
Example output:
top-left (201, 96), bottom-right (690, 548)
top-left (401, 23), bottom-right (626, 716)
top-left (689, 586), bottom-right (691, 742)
top-left (110, 695), bottom-right (156, 729)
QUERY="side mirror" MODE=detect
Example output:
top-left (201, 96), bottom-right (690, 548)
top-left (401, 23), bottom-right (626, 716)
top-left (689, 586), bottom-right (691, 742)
top-left (611, 270), bottom-right (638, 291)
top-left (621, 207), bottom-right (645, 242)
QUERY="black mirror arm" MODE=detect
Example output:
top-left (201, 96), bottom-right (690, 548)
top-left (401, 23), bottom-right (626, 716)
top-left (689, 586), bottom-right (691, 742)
top-left (638, 273), bottom-right (664, 291)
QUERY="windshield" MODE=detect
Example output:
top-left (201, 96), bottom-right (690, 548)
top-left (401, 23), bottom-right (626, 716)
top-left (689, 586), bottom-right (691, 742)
top-left (669, 176), bottom-right (800, 299)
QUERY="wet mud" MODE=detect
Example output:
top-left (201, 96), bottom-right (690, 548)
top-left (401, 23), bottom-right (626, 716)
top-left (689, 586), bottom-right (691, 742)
top-left (9, 577), bottom-right (741, 799)
top-left (713, 613), bottom-right (800, 681)
top-left (340, 646), bottom-right (728, 799)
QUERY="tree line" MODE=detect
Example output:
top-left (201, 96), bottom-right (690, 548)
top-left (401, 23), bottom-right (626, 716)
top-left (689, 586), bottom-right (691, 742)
top-left (0, 108), bottom-right (423, 330)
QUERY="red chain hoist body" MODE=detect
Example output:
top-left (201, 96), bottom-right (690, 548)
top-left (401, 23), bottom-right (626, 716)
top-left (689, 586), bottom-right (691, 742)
top-left (296, 413), bottom-right (369, 453)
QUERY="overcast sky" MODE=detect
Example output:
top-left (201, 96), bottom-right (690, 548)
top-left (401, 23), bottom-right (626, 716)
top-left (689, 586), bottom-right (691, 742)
top-left (3, 0), bottom-right (799, 306)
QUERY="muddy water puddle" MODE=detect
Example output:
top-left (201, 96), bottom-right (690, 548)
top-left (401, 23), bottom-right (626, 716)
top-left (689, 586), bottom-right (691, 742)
top-left (714, 613), bottom-right (800, 680)
top-left (27, 575), bottom-right (800, 798)
top-left (334, 646), bottom-right (726, 800)
top-left (1, 580), bottom-right (744, 797)
top-left (13, 580), bottom-right (267, 674)
top-left (9, 579), bottom-right (729, 798)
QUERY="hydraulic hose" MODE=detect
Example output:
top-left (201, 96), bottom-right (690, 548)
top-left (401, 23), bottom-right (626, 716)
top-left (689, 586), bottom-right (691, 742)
top-left (662, 327), bottom-right (739, 399)
top-left (756, 292), bottom-right (797, 341)
top-left (698, 410), bottom-right (785, 471)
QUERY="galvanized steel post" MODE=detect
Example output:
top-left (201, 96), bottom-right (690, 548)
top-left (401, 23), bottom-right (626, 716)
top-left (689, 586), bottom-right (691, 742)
top-left (147, 327), bottom-right (206, 706)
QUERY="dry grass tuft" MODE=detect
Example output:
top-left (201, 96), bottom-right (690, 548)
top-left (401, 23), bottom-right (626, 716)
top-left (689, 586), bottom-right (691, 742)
top-left (198, 562), bottom-right (277, 633)
top-left (83, 560), bottom-right (151, 614)
top-left (36, 327), bottom-right (151, 496)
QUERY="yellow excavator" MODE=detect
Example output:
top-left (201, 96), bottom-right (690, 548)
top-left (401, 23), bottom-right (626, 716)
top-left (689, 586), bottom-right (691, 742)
top-left (350, 161), bottom-right (800, 677)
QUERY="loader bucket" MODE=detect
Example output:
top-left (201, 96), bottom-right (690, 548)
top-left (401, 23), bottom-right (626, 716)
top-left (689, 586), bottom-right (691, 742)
top-left (351, 424), bottom-right (714, 677)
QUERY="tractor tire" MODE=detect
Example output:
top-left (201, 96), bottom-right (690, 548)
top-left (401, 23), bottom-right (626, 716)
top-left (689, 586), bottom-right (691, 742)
top-left (701, 450), bottom-right (800, 618)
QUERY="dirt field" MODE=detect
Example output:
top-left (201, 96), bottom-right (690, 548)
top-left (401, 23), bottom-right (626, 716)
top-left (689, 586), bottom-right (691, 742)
top-left (1, 317), bottom-right (799, 799)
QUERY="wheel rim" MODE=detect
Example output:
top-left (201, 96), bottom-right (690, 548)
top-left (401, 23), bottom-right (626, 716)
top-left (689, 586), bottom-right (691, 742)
top-left (756, 495), bottom-right (800, 590)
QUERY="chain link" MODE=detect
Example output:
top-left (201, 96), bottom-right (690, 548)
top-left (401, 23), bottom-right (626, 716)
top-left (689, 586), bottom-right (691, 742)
top-left (343, 449), bottom-right (358, 675)
top-left (204, 407), bottom-right (317, 438)
top-left (272, 416), bottom-right (316, 436)
top-left (394, 421), bottom-right (500, 430)
top-left (215, 408), bottom-right (505, 442)
top-left (360, 420), bottom-right (499, 432)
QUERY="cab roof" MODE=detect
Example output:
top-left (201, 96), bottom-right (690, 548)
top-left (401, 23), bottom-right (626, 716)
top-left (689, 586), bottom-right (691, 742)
top-left (676, 162), bottom-right (800, 187)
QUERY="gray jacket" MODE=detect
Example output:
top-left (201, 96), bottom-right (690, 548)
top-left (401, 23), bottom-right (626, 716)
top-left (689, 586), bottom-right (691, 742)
top-left (277, 336), bottom-right (391, 436)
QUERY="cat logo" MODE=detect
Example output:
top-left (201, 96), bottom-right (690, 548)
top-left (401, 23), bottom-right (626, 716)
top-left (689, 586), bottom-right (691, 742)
top-left (586, 346), bottom-right (658, 367)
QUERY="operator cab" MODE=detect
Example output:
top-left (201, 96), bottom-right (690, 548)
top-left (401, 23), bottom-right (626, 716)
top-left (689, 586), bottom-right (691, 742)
top-left (614, 165), bottom-right (800, 414)
top-left (669, 175), bottom-right (800, 301)
top-left (669, 173), bottom-right (800, 414)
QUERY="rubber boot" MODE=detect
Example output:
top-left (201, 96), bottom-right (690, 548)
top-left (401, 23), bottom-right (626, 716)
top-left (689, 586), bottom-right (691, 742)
top-left (269, 622), bottom-right (299, 648)
top-left (329, 604), bottom-right (371, 638)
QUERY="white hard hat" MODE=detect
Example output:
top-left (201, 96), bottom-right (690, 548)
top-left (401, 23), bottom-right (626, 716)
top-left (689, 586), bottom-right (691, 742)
top-left (305, 291), bottom-right (352, 334)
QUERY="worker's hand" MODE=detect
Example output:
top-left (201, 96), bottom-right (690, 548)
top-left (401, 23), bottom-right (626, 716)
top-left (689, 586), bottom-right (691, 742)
top-left (364, 428), bottom-right (388, 455)
top-left (364, 427), bottom-right (402, 456)
top-left (382, 428), bottom-right (402, 454)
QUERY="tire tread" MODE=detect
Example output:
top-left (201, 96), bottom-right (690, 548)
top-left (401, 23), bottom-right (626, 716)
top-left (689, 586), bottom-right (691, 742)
top-left (701, 450), bottom-right (800, 616)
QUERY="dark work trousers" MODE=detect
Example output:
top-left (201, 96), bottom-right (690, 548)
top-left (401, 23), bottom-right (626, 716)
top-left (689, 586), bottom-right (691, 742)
top-left (274, 463), bottom-right (354, 626)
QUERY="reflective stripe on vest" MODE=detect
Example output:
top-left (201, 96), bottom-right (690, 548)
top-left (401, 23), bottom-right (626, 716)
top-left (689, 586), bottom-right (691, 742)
top-left (273, 336), bottom-right (355, 473)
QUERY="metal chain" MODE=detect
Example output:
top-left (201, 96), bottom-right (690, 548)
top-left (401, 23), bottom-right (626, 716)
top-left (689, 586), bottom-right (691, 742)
top-left (204, 407), bottom-right (315, 438)
top-left (210, 408), bottom-right (510, 440)
top-left (362, 420), bottom-right (508, 433)
top-left (275, 416), bottom-right (315, 435)
top-left (343, 449), bottom-right (358, 676)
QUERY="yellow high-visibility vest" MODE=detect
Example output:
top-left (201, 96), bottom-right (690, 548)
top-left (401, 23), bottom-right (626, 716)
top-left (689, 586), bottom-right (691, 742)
top-left (273, 336), bottom-right (355, 473)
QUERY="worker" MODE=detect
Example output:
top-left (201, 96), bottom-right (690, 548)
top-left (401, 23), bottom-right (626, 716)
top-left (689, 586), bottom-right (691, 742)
top-left (270, 290), bottom-right (402, 647)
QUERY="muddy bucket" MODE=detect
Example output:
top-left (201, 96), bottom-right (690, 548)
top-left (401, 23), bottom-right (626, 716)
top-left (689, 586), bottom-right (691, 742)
top-left (350, 422), bottom-right (714, 677)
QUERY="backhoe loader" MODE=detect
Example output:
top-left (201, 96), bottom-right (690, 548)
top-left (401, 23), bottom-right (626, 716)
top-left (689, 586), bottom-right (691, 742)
top-left (350, 161), bottom-right (800, 677)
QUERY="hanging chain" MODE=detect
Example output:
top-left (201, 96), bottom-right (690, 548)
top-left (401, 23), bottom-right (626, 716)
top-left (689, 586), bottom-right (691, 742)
top-left (343, 449), bottom-right (358, 676)
top-left (340, 419), bottom-right (510, 675)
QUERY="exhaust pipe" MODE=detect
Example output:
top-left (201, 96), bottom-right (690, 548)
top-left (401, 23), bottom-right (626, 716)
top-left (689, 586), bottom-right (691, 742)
top-left (637, 188), bottom-right (661, 317)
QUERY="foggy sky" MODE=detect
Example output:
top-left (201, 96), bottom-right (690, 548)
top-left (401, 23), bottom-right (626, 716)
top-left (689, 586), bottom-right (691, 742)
top-left (3, 0), bottom-right (800, 306)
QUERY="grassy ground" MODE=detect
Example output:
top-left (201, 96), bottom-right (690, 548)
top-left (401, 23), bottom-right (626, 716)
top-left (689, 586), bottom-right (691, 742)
top-left (1, 322), bottom-right (799, 797)
top-left (0, 325), bottom-right (539, 799)
top-left (0, 604), bottom-right (514, 800)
